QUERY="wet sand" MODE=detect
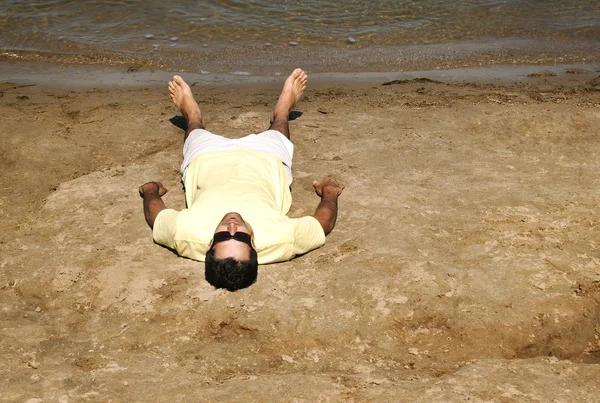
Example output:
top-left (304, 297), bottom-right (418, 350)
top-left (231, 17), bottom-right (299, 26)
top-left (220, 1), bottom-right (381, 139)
top-left (2, 33), bottom-right (599, 76)
top-left (1, 63), bottom-right (600, 401)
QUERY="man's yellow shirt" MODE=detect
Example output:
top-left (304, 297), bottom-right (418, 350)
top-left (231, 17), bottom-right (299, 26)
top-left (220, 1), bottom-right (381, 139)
top-left (153, 149), bottom-right (325, 264)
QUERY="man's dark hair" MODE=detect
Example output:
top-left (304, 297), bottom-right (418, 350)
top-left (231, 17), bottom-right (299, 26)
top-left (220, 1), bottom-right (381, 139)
top-left (204, 248), bottom-right (258, 291)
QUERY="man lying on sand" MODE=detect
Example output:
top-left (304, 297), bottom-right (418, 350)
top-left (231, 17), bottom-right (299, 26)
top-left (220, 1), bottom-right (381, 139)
top-left (139, 68), bottom-right (344, 292)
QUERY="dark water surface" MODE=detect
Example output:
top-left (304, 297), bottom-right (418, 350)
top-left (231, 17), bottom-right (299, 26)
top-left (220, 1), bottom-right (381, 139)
top-left (0, 0), bottom-right (599, 74)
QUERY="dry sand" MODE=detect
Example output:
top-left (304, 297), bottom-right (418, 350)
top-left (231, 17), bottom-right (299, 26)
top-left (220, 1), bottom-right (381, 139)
top-left (1, 64), bottom-right (600, 401)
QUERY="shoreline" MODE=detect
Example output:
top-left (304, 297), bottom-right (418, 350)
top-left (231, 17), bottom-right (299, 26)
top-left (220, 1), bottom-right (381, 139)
top-left (1, 58), bottom-right (598, 90)
top-left (1, 33), bottom-right (598, 79)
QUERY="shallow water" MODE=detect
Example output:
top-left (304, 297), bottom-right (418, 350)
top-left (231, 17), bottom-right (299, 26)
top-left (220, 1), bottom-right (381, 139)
top-left (0, 0), bottom-right (598, 74)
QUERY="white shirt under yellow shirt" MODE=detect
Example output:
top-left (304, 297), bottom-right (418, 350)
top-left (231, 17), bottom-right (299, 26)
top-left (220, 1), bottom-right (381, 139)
top-left (152, 149), bottom-right (326, 264)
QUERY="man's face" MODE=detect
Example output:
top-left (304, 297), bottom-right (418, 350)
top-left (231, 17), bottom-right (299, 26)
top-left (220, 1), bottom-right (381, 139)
top-left (210, 212), bottom-right (255, 260)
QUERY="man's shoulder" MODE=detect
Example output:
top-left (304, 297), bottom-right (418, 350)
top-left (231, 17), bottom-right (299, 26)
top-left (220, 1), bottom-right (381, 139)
top-left (254, 215), bottom-right (325, 264)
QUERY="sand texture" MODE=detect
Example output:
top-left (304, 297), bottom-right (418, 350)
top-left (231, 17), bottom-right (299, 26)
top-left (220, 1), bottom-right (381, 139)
top-left (1, 69), bottom-right (600, 401)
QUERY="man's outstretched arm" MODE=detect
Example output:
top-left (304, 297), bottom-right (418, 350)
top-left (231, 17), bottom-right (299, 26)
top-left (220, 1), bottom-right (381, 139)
top-left (312, 178), bottom-right (345, 235)
top-left (139, 181), bottom-right (168, 229)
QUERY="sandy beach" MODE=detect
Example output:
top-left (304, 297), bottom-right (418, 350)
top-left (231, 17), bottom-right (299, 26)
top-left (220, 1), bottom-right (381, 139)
top-left (1, 62), bottom-right (600, 401)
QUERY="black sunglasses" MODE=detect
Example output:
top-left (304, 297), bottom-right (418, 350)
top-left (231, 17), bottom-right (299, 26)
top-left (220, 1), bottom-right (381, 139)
top-left (209, 231), bottom-right (253, 249)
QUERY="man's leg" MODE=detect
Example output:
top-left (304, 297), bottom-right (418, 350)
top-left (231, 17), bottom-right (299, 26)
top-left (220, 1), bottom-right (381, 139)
top-left (168, 75), bottom-right (205, 142)
top-left (268, 68), bottom-right (307, 140)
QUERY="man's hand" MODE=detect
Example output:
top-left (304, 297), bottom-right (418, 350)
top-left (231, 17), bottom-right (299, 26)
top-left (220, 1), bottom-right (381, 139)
top-left (139, 181), bottom-right (168, 198)
top-left (139, 181), bottom-right (168, 229)
top-left (312, 177), bottom-right (344, 236)
top-left (312, 178), bottom-right (345, 197)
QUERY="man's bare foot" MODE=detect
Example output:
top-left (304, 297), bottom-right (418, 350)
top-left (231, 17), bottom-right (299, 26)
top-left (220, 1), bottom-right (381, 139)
top-left (168, 75), bottom-right (204, 129)
top-left (272, 68), bottom-right (307, 121)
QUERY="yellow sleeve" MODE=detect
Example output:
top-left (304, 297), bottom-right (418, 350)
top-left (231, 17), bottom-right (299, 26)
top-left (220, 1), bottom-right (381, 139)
top-left (152, 209), bottom-right (180, 249)
top-left (292, 216), bottom-right (326, 256)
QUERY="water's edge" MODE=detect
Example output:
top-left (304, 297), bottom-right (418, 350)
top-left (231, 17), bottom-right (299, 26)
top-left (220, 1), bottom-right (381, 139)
top-left (0, 59), bottom-right (598, 90)
top-left (2, 34), bottom-right (599, 78)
